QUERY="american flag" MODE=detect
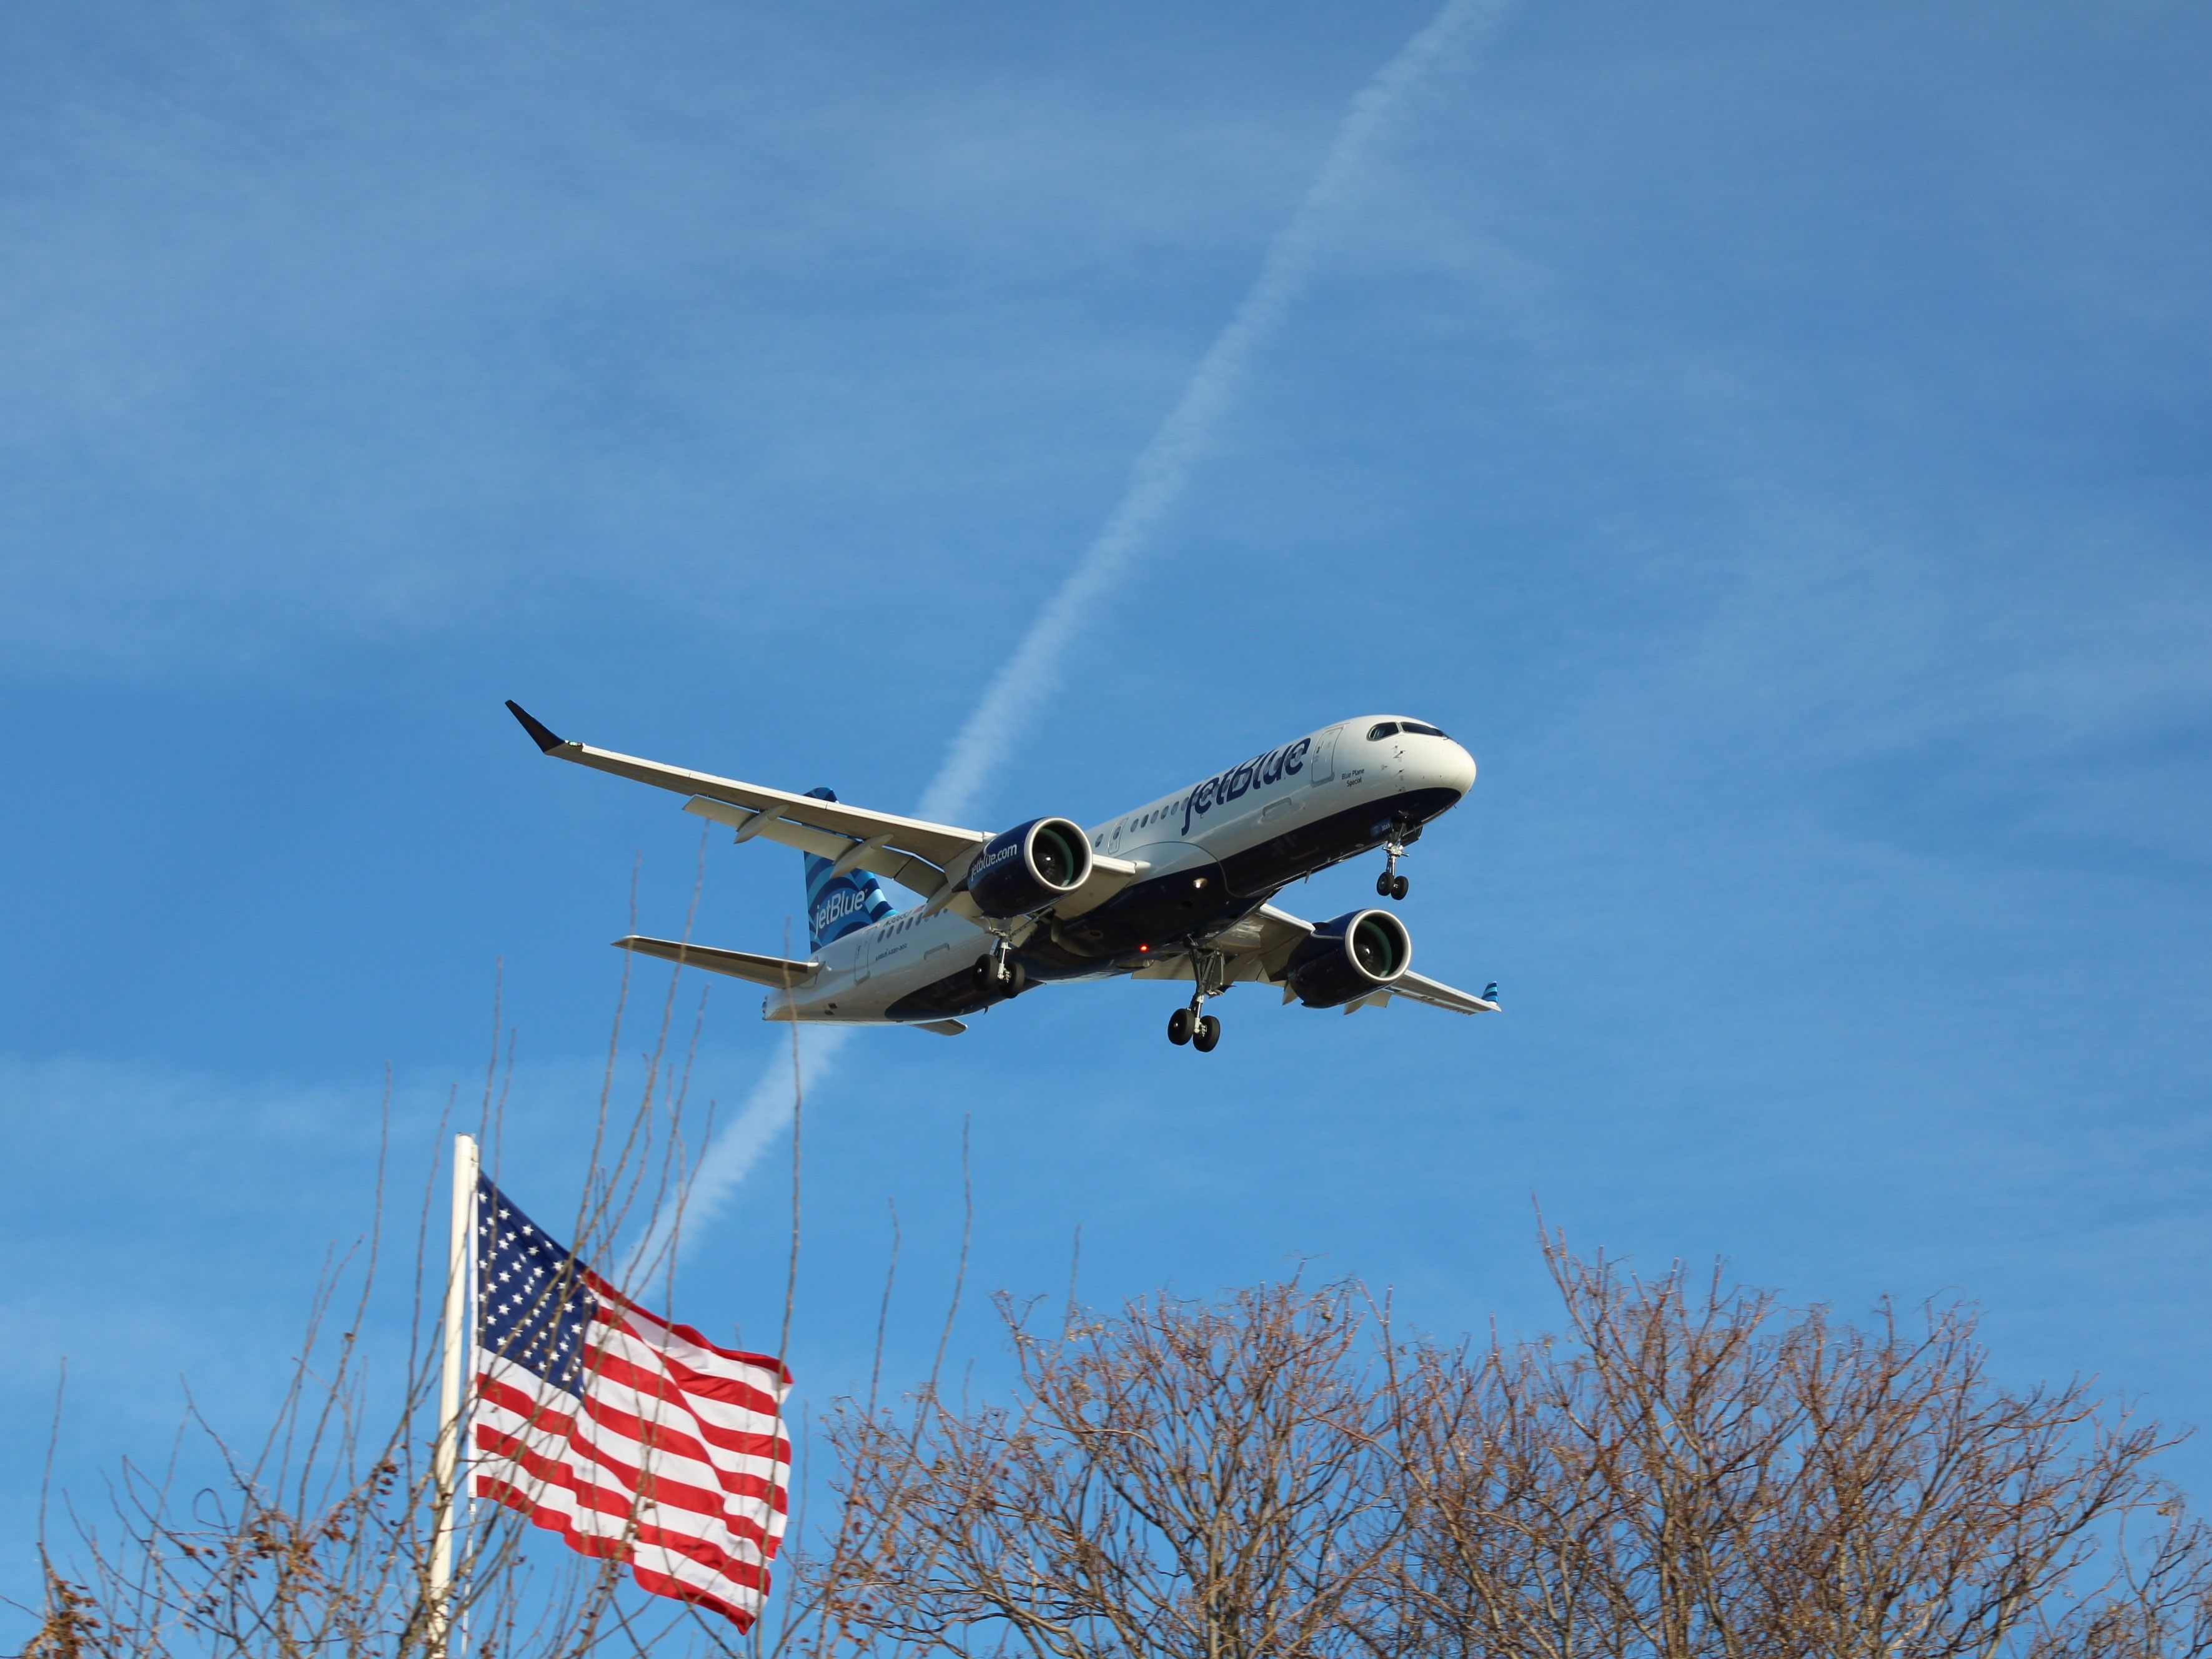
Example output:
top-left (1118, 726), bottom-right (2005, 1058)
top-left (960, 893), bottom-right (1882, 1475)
top-left (469, 1176), bottom-right (793, 1631)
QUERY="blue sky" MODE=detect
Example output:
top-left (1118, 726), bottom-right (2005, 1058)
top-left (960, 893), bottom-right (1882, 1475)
top-left (4, 0), bottom-right (2209, 1627)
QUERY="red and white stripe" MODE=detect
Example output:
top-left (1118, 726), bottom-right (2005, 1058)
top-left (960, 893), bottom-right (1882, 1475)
top-left (472, 1273), bottom-right (791, 1631)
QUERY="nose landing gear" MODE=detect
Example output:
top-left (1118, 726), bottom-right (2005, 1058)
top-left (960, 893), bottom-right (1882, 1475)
top-left (1168, 1006), bottom-right (1222, 1051)
top-left (1376, 828), bottom-right (1412, 900)
top-left (1164, 950), bottom-right (1228, 1053)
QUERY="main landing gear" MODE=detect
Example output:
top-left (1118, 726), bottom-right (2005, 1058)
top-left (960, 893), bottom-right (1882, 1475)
top-left (1166, 1006), bottom-right (1220, 1051)
top-left (1165, 949), bottom-right (1227, 1053)
top-left (973, 938), bottom-right (1018, 997)
top-left (1376, 828), bottom-right (1411, 900)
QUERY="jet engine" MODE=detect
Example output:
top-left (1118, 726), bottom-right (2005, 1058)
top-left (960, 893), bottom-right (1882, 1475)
top-left (1286, 909), bottom-right (1412, 1008)
top-left (967, 817), bottom-right (1093, 919)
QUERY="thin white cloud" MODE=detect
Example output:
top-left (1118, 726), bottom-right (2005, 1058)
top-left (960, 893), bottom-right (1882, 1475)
top-left (0, 12), bottom-right (1487, 686)
top-left (646, 0), bottom-right (1514, 1265)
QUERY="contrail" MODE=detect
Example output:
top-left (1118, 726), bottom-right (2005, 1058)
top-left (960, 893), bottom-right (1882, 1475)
top-left (630, 0), bottom-right (1507, 1272)
top-left (627, 1024), bottom-right (851, 1282)
top-left (921, 0), bottom-right (1509, 826)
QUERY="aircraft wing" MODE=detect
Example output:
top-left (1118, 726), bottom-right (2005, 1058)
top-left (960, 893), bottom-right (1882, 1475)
top-left (1379, 969), bottom-right (1501, 1016)
top-left (507, 701), bottom-right (1143, 916)
top-left (508, 700), bottom-right (983, 898)
top-left (1134, 903), bottom-right (1499, 1015)
top-left (1126, 903), bottom-right (1307, 986)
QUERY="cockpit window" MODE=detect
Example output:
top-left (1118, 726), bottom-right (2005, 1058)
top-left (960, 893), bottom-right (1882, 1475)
top-left (1366, 721), bottom-right (1399, 740)
top-left (1401, 721), bottom-right (1448, 738)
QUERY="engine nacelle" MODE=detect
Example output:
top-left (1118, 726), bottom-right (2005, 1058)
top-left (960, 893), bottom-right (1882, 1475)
top-left (967, 817), bottom-right (1093, 919)
top-left (1286, 909), bottom-right (1412, 1008)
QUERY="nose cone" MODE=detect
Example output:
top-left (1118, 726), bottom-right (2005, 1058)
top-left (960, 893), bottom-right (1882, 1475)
top-left (1432, 739), bottom-right (1477, 799)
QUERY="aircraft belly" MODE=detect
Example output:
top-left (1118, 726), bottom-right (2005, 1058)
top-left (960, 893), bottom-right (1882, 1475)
top-left (1219, 785), bottom-right (1464, 896)
top-left (778, 973), bottom-right (894, 1024)
top-left (1031, 786), bottom-right (1457, 964)
top-left (1039, 840), bottom-right (1228, 961)
top-left (882, 958), bottom-right (999, 1021)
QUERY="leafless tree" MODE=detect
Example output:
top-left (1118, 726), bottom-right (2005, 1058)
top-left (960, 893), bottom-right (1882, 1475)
top-left (1389, 1239), bottom-right (2212, 1659)
top-left (820, 1278), bottom-right (1404, 1659)
top-left (813, 1241), bottom-right (2212, 1659)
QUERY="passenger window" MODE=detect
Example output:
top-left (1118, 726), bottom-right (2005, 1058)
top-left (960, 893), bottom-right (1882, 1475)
top-left (1367, 721), bottom-right (1399, 740)
top-left (1401, 721), bottom-right (1448, 738)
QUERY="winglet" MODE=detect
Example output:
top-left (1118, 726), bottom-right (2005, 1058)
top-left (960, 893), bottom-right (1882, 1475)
top-left (505, 700), bottom-right (565, 753)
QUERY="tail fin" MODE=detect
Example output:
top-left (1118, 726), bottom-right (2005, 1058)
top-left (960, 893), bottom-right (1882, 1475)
top-left (802, 787), bottom-right (894, 950)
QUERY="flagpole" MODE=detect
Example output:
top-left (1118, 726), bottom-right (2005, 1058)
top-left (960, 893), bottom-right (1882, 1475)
top-left (429, 1132), bottom-right (478, 1658)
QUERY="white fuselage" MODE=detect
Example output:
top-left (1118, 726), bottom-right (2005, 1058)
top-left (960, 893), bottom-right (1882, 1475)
top-left (768, 716), bottom-right (1475, 1026)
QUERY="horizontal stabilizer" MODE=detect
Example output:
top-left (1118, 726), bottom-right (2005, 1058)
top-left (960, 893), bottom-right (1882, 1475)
top-left (613, 936), bottom-right (820, 989)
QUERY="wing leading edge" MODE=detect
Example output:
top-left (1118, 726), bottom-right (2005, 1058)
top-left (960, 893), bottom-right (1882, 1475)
top-left (508, 701), bottom-right (984, 892)
top-left (1381, 969), bottom-right (1502, 1016)
top-left (507, 701), bottom-right (1144, 919)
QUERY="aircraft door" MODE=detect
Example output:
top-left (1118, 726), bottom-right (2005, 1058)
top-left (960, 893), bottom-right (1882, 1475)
top-left (1306, 725), bottom-right (1340, 788)
top-left (851, 930), bottom-right (873, 986)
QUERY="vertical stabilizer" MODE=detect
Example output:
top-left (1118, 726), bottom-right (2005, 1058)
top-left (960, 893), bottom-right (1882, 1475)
top-left (801, 787), bottom-right (894, 950)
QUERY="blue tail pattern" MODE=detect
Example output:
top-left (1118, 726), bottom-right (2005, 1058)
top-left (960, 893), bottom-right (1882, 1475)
top-left (802, 787), bottom-right (895, 951)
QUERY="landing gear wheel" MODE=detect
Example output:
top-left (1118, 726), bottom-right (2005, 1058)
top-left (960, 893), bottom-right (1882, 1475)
top-left (1167, 1007), bottom-right (1193, 1046)
top-left (1379, 821), bottom-right (1414, 899)
top-left (1192, 1014), bottom-right (1222, 1053)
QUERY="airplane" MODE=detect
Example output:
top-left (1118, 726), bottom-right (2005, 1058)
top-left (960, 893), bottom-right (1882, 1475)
top-left (505, 702), bottom-right (1499, 1052)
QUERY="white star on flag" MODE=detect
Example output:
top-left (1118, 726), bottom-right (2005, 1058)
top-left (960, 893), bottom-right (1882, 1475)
top-left (469, 1175), bottom-right (792, 1630)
